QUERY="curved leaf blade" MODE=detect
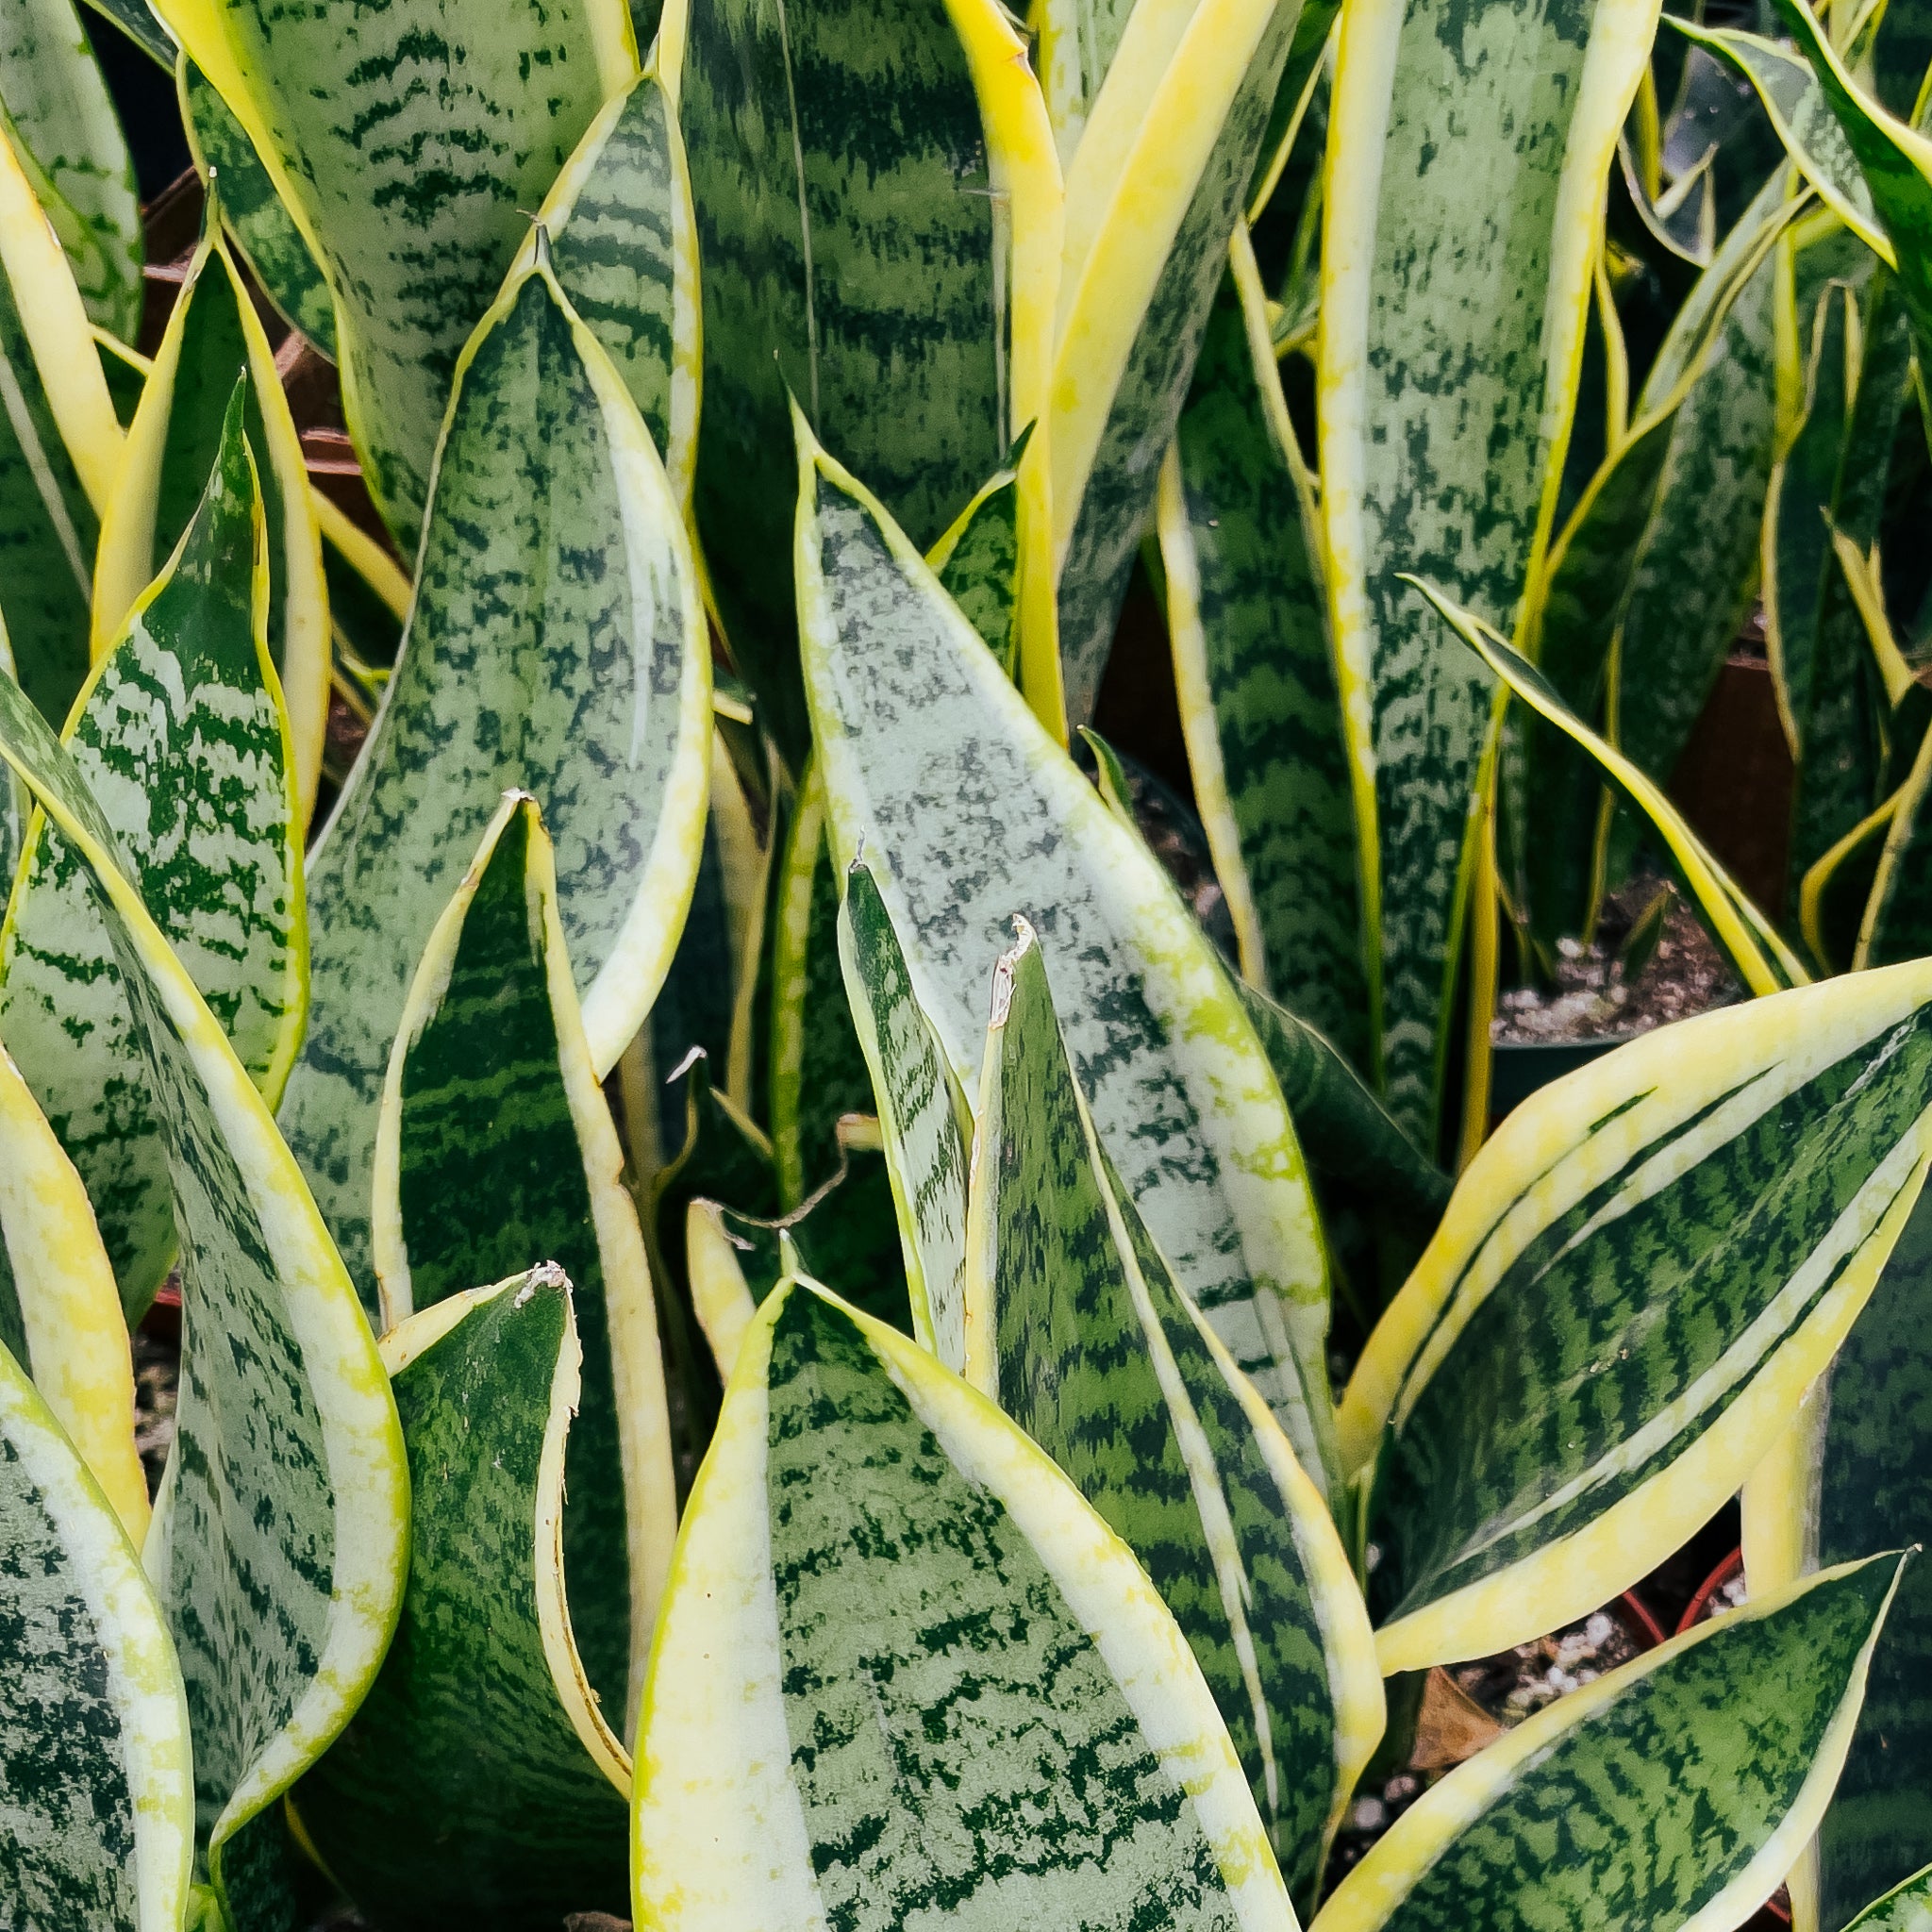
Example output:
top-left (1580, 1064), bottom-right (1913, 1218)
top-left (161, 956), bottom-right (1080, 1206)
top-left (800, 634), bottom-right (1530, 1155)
top-left (74, 0), bottom-right (175, 68)
top-left (1234, 977), bottom-right (1449, 1244)
top-left (177, 58), bottom-right (336, 359)
top-left (674, 0), bottom-right (1051, 766)
top-left (277, 259), bottom-right (711, 1300)
top-left (296, 1269), bottom-right (631, 1926)
top-left (372, 792), bottom-right (676, 1735)
top-left (794, 413), bottom-right (1339, 1492)
top-left (0, 1035), bottom-right (145, 1539)
top-left (515, 69), bottom-right (699, 506)
top-left (90, 201), bottom-right (330, 823)
top-left (1310, 1556), bottom-right (1909, 1932)
top-left (929, 452), bottom-right (1024, 679)
top-left (1049, 0), bottom-right (1303, 727)
top-left (1844, 1864), bottom-right (1932, 1931)
top-left (0, 380), bottom-right (306, 1323)
top-left (1770, 272), bottom-right (1912, 889)
top-left (1507, 155), bottom-right (1801, 932)
top-left (632, 1273), bottom-right (1300, 1932)
top-left (1858, 715), bottom-right (1932, 968)
top-left (149, 0), bottom-right (635, 545)
top-left (1742, 1181), bottom-right (1932, 1924)
top-left (0, 108), bottom-right (123, 727)
top-left (0, 665), bottom-right (407, 1893)
top-left (687, 1195), bottom-right (774, 1380)
top-left (1346, 962), bottom-right (1932, 1671)
top-left (768, 764), bottom-right (875, 1208)
top-left (966, 923), bottom-right (1382, 1907)
top-left (1612, 179), bottom-right (1785, 814)
top-left (0, 1335), bottom-right (192, 1932)
top-left (1675, 23), bottom-right (1890, 259)
top-left (1515, 408), bottom-right (1678, 948)
top-left (0, 0), bottom-right (141, 342)
top-left (1761, 0), bottom-right (1932, 354)
top-left (1319, 0), bottom-right (1660, 1137)
top-left (1416, 579), bottom-right (1806, 994)
top-left (1161, 239), bottom-right (1366, 1064)
top-left (836, 856), bottom-right (972, 1369)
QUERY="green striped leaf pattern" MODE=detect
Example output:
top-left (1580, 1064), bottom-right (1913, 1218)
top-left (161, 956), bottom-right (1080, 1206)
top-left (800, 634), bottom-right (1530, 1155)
top-left (0, 1336), bottom-right (192, 1932)
top-left (1310, 1557), bottom-right (1909, 1932)
top-left (1845, 1864), bottom-right (1932, 1932)
top-left (90, 193), bottom-right (330, 820)
top-left (795, 420), bottom-right (1339, 1492)
top-left (0, 109), bottom-right (119, 730)
top-left (632, 1274), bottom-right (1300, 1932)
top-left (150, 0), bottom-right (633, 546)
top-left (1343, 960), bottom-right (1932, 1673)
top-left (0, 378), bottom-right (303, 1324)
top-left (1763, 0), bottom-right (1932, 357)
top-left (1161, 244), bottom-right (1365, 1066)
top-left (1517, 410), bottom-right (1679, 950)
top-left (1517, 178), bottom-right (1793, 942)
top-left (518, 70), bottom-right (697, 504)
top-left (372, 793), bottom-right (675, 1736)
top-left (1050, 0), bottom-right (1302, 727)
top-left (1079, 709), bottom-right (1450, 1277)
top-left (1320, 0), bottom-right (1653, 1139)
top-left (178, 58), bottom-right (335, 358)
top-left (0, 660), bottom-right (407, 1903)
top-left (1676, 25), bottom-right (1887, 259)
top-left (276, 258), bottom-right (711, 1302)
top-left (769, 766), bottom-right (874, 1208)
top-left (1611, 179), bottom-right (1783, 820)
top-left (675, 0), bottom-right (1014, 766)
top-left (929, 454), bottom-right (1023, 679)
top-left (966, 921), bottom-right (1381, 1907)
top-left (1744, 1187), bottom-right (1932, 1927)
top-left (297, 1270), bottom-right (631, 1929)
top-left (0, 0), bottom-right (140, 341)
top-left (1770, 272), bottom-right (1911, 888)
top-left (837, 857), bottom-right (972, 1369)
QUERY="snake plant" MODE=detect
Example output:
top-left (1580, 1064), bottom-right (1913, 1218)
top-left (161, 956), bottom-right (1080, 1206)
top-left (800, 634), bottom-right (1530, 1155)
top-left (8, 0), bottom-right (1932, 1925)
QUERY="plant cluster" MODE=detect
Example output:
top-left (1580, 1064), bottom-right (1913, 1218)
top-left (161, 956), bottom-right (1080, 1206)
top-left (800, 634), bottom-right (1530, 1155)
top-left (4, 0), bottom-right (1932, 1926)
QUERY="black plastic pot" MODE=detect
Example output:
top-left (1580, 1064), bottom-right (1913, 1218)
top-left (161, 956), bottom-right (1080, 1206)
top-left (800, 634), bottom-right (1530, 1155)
top-left (1489, 1034), bottom-right (1635, 1124)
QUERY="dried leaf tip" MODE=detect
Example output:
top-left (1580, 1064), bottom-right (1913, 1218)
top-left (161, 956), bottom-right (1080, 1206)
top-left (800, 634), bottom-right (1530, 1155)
top-left (988, 916), bottom-right (1038, 1028)
top-left (519, 1259), bottom-right (571, 1306)
top-left (664, 1043), bottom-right (706, 1087)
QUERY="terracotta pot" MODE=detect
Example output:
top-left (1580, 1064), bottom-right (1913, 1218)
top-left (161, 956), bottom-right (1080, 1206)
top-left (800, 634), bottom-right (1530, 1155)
top-left (1666, 651), bottom-right (1793, 922)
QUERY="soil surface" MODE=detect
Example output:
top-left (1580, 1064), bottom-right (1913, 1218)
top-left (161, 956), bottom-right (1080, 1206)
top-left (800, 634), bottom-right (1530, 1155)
top-left (1491, 874), bottom-right (1744, 1046)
